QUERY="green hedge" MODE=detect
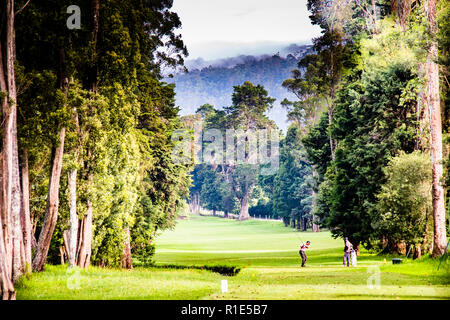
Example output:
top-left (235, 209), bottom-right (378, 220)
top-left (153, 263), bottom-right (241, 276)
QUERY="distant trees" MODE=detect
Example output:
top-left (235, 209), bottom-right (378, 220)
top-left (189, 82), bottom-right (278, 220)
top-left (189, 84), bottom-right (319, 228)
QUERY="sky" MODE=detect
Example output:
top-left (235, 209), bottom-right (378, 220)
top-left (171, 0), bottom-right (322, 60)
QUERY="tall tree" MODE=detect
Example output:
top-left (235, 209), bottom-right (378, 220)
top-left (0, 0), bottom-right (21, 300)
top-left (32, 51), bottom-right (67, 272)
top-left (426, 0), bottom-right (447, 257)
top-left (327, 63), bottom-right (419, 250)
top-left (224, 82), bottom-right (276, 220)
top-left (272, 124), bottom-right (314, 229)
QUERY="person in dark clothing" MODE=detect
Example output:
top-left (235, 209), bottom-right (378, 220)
top-left (299, 241), bottom-right (311, 267)
top-left (343, 237), bottom-right (353, 267)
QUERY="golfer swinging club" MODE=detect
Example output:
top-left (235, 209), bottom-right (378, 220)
top-left (343, 237), bottom-right (353, 267)
top-left (299, 240), bottom-right (311, 267)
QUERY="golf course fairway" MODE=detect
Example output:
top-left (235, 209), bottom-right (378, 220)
top-left (16, 215), bottom-right (450, 299)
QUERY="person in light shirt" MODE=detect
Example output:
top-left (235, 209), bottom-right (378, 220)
top-left (299, 241), bottom-right (311, 267)
top-left (343, 237), bottom-right (353, 267)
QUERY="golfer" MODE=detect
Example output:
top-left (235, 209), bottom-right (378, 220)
top-left (299, 241), bottom-right (311, 267)
top-left (343, 237), bottom-right (353, 267)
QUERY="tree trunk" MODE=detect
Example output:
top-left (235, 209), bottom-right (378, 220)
top-left (238, 194), bottom-right (250, 221)
top-left (68, 0), bottom-right (98, 271)
top-left (62, 230), bottom-right (69, 263)
top-left (195, 193), bottom-right (200, 214)
top-left (11, 115), bottom-right (24, 282)
top-left (0, 215), bottom-right (15, 300)
top-left (20, 149), bottom-right (32, 272)
top-left (76, 217), bottom-right (85, 267)
top-left (0, 0), bottom-right (21, 299)
top-left (413, 244), bottom-right (422, 260)
top-left (76, 200), bottom-right (93, 269)
top-left (59, 246), bottom-right (65, 265)
top-left (190, 192), bottom-right (201, 215)
top-left (33, 45), bottom-right (68, 272)
top-left (121, 227), bottom-right (133, 269)
top-left (312, 215), bottom-right (320, 232)
top-left (90, 0), bottom-right (99, 93)
top-left (426, 0), bottom-right (447, 257)
top-left (371, 0), bottom-right (378, 33)
top-left (81, 198), bottom-right (92, 269)
top-left (327, 105), bottom-right (336, 162)
top-left (32, 128), bottom-right (66, 271)
top-left (68, 169), bottom-right (78, 267)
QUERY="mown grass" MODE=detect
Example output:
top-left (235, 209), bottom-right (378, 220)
top-left (16, 215), bottom-right (450, 299)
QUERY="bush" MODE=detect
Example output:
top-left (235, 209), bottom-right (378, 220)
top-left (373, 151), bottom-right (432, 251)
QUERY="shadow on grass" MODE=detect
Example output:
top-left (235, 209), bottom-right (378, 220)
top-left (334, 293), bottom-right (450, 300)
top-left (150, 263), bottom-right (241, 276)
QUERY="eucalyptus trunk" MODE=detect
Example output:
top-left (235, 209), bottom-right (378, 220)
top-left (238, 194), bottom-right (250, 221)
top-left (426, 0), bottom-right (447, 257)
top-left (68, 169), bottom-right (78, 267)
top-left (325, 98), bottom-right (335, 161)
top-left (20, 149), bottom-right (32, 272)
top-left (76, 205), bottom-right (93, 269)
top-left (33, 46), bottom-right (68, 271)
top-left (11, 113), bottom-right (24, 282)
top-left (80, 198), bottom-right (92, 269)
top-left (32, 127), bottom-right (66, 271)
top-left (0, 0), bottom-right (21, 299)
top-left (121, 227), bottom-right (133, 269)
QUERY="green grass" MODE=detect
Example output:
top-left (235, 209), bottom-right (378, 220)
top-left (16, 215), bottom-right (450, 299)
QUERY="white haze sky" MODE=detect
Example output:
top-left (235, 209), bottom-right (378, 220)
top-left (172, 0), bottom-right (322, 60)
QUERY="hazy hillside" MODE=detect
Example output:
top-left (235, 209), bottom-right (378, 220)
top-left (167, 44), bottom-right (314, 131)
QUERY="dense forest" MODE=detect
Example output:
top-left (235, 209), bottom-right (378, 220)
top-left (0, 0), bottom-right (448, 301)
top-left (0, 0), bottom-right (191, 299)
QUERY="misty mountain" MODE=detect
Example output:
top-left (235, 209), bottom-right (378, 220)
top-left (166, 44), bottom-right (314, 132)
top-left (184, 44), bottom-right (311, 71)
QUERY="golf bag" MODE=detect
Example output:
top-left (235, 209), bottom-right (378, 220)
top-left (350, 249), bottom-right (357, 267)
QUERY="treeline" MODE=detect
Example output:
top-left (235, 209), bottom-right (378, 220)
top-left (285, 0), bottom-right (449, 257)
top-left (188, 95), bottom-right (318, 232)
top-left (187, 82), bottom-right (278, 221)
top-left (1, 0), bottom-right (190, 299)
